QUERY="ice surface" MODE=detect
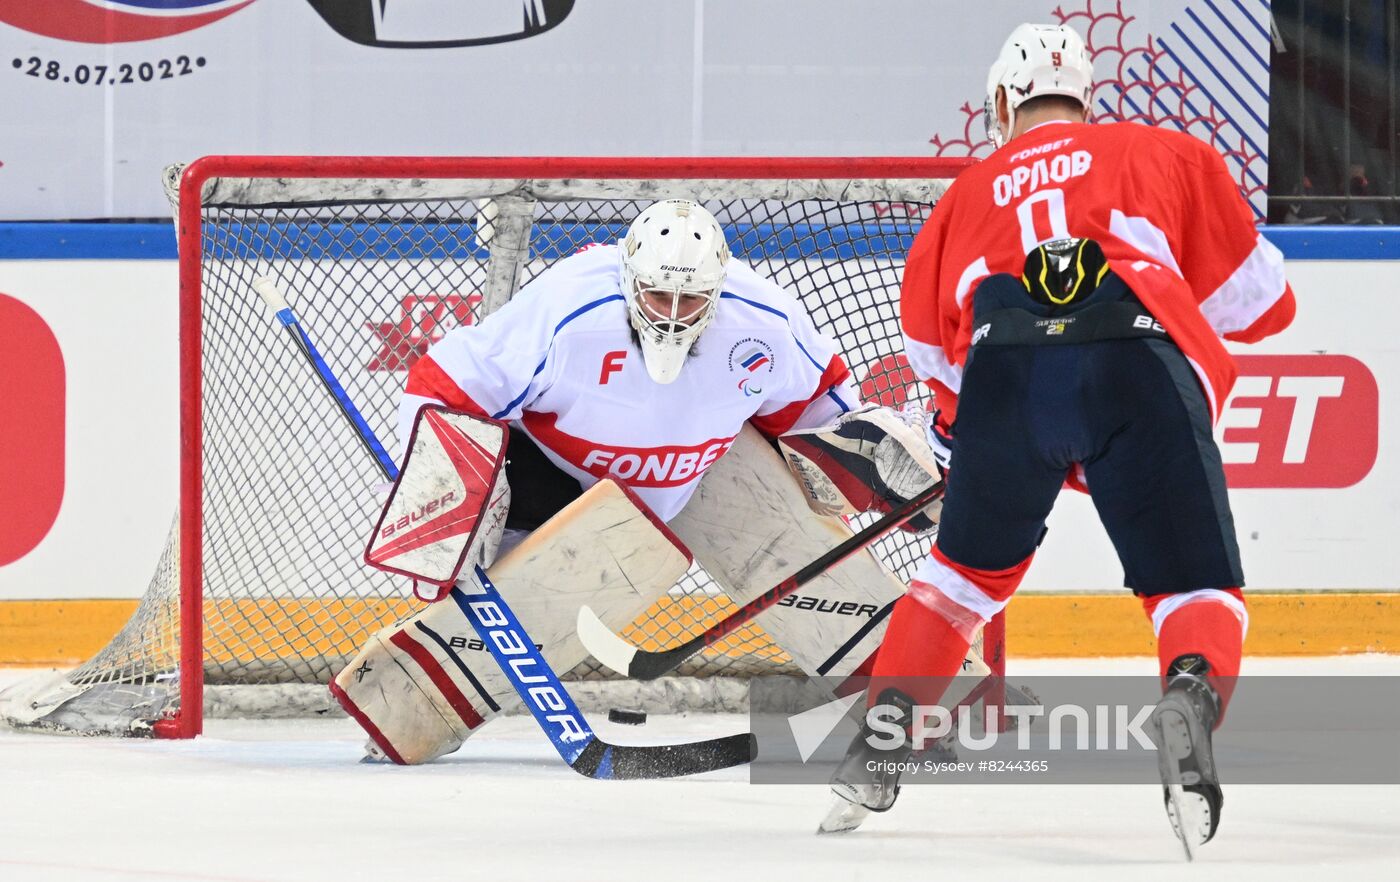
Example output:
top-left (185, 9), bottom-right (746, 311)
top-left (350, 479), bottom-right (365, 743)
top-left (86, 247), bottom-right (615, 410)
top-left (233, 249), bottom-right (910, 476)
top-left (2, 657), bottom-right (1398, 881)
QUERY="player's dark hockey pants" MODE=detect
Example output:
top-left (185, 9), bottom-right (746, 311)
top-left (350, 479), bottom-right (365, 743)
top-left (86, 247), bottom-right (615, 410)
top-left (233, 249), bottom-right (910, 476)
top-left (935, 275), bottom-right (1244, 598)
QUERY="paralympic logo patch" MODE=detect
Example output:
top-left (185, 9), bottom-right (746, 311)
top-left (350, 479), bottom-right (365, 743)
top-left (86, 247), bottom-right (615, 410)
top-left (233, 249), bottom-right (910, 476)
top-left (0, 1), bottom-right (259, 44)
top-left (728, 338), bottom-right (775, 397)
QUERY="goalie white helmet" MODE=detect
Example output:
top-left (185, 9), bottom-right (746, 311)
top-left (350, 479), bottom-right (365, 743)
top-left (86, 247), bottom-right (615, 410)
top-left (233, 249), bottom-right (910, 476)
top-left (620, 199), bottom-right (731, 384)
top-left (985, 23), bottom-right (1094, 148)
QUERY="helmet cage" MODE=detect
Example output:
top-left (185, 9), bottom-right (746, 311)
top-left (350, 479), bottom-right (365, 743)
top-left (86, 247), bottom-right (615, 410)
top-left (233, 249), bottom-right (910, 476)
top-left (619, 199), bottom-right (730, 383)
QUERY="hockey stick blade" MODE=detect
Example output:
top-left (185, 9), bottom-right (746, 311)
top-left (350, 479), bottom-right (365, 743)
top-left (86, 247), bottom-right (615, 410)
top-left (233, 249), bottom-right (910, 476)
top-left (578, 480), bottom-right (945, 680)
top-left (457, 567), bottom-right (754, 779)
top-left (571, 731), bottom-right (756, 780)
top-left (267, 292), bottom-right (756, 779)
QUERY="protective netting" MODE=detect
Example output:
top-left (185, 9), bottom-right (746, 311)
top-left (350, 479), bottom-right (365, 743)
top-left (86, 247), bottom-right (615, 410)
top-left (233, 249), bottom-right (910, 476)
top-left (9, 165), bottom-right (963, 733)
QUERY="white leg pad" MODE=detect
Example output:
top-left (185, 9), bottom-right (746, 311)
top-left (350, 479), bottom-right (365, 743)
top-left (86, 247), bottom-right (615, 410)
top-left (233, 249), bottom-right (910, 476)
top-left (333, 479), bottom-right (691, 764)
top-left (670, 424), bottom-right (987, 680)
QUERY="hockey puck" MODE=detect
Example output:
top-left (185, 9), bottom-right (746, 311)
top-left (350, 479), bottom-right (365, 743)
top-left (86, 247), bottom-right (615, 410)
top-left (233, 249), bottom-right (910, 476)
top-left (607, 708), bottom-right (647, 726)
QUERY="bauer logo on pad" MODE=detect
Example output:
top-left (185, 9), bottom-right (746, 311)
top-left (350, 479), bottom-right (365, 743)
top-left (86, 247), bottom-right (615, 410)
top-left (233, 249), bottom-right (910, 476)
top-left (365, 407), bottom-right (508, 587)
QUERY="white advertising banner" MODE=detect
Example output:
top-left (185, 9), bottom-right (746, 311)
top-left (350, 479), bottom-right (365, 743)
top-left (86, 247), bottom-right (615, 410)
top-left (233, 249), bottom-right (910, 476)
top-left (0, 253), bottom-right (1393, 600)
top-left (0, 1), bottom-right (1271, 220)
top-left (0, 261), bottom-right (179, 599)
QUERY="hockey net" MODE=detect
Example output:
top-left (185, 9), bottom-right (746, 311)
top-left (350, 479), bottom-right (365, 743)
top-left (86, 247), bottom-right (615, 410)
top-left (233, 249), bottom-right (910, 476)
top-left (4, 157), bottom-right (1001, 738)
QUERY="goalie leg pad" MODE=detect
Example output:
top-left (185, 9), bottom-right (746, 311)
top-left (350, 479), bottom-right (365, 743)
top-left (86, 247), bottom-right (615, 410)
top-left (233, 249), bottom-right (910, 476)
top-left (671, 424), bottom-right (985, 682)
top-left (330, 621), bottom-right (489, 765)
top-left (335, 479), bottom-right (692, 764)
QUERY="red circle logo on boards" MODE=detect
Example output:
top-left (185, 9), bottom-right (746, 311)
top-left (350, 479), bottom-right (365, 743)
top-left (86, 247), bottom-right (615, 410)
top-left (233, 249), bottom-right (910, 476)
top-left (0, 1), bottom-right (257, 44)
top-left (0, 293), bottom-right (65, 566)
top-left (0, 1), bottom-right (575, 48)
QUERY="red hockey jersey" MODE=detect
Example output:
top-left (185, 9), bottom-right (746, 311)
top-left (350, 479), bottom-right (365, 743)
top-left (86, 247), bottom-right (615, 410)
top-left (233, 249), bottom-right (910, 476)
top-left (902, 120), bottom-right (1295, 424)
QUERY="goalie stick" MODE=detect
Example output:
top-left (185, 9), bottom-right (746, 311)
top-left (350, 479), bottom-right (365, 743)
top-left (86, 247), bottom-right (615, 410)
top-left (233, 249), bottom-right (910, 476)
top-left (576, 480), bottom-right (945, 681)
top-left (456, 566), bottom-right (753, 779)
top-left (255, 276), bottom-right (755, 779)
top-left (252, 276), bottom-right (399, 477)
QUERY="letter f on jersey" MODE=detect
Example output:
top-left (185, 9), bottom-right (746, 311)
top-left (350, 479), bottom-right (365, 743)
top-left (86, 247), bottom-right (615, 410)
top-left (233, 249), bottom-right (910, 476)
top-left (599, 350), bottom-right (627, 384)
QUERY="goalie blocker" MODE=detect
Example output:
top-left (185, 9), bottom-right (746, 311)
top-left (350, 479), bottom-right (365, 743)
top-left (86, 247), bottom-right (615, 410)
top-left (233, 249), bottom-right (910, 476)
top-left (364, 405), bottom-right (511, 601)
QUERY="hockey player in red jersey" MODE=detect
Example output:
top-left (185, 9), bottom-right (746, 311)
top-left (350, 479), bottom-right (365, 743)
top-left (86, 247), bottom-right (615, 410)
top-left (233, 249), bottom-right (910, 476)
top-left (821, 23), bottom-right (1295, 854)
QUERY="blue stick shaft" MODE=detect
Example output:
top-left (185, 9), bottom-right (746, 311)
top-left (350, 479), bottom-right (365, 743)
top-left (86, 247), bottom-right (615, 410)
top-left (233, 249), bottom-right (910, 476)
top-left (274, 307), bottom-right (399, 480)
top-left (453, 567), bottom-right (606, 773)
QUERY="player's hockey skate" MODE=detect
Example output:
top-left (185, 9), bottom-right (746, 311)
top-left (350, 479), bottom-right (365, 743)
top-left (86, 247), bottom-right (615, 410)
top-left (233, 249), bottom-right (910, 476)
top-left (817, 689), bottom-right (914, 835)
top-left (819, 743), bottom-right (905, 834)
top-left (1148, 654), bottom-right (1223, 860)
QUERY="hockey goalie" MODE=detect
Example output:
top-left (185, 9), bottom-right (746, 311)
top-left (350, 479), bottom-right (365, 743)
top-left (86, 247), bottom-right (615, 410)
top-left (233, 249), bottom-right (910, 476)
top-left (332, 199), bottom-right (984, 767)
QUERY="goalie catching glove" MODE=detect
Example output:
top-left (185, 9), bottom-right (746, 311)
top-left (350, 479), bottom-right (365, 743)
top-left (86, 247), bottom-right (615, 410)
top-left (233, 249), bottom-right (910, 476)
top-left (778, 403), bottom-right (947, 532)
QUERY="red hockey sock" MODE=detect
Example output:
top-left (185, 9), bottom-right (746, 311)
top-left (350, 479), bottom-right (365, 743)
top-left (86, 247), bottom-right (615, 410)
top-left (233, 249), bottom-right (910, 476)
top-left (1144, 589), bottom-right (1246, 722)
top-left (868, 593), bottom-right (973, 707)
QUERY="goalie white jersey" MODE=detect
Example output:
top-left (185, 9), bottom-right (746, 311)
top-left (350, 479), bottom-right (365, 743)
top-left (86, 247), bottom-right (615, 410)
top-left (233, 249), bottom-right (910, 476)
top-left (401, 243), bottom-right (859, 520)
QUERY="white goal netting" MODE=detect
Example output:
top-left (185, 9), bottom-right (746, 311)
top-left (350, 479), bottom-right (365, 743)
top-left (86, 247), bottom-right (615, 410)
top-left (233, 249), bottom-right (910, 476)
top-left (2, 158), bottom-right (971, 736)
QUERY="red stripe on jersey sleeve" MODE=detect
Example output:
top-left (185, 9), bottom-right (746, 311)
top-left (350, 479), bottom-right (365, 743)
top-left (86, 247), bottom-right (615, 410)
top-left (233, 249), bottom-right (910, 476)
top-left (1224, 281), bottom-right (1297, 343)
top-left (750, 355), bottom-right (852, 438)
top-left (404, 354), bottom-right (490, 417)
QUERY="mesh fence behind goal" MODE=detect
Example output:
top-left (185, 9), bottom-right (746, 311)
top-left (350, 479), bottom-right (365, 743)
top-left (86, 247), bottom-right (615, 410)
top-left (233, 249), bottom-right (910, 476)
top-left (4, 157), bottom-right (977, 738)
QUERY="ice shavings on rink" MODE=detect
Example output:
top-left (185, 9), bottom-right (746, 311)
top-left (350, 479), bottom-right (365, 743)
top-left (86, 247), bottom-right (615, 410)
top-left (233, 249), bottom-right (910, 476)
top-left (2, 657), bottom-right (1398, 882)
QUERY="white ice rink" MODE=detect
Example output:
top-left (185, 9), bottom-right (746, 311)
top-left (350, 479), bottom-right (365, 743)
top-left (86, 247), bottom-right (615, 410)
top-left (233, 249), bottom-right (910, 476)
top-left (3, 657), bottom-right (1398, 882)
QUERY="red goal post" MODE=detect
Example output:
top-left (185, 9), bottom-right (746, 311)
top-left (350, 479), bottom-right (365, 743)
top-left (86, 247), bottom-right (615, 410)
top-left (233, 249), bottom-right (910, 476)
top-left (10, 156), bottom-right (1008, 740)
